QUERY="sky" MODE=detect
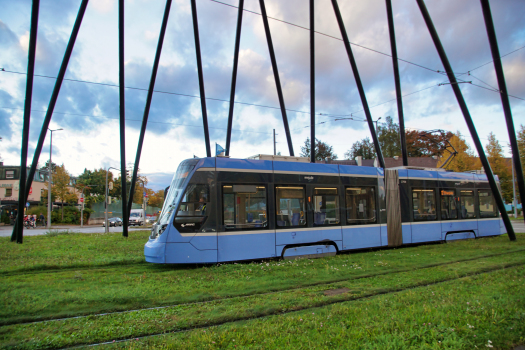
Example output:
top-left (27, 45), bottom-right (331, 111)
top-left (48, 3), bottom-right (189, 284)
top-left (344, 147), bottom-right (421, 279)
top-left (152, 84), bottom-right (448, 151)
top-left (0, 0), bottom-right (524, 191)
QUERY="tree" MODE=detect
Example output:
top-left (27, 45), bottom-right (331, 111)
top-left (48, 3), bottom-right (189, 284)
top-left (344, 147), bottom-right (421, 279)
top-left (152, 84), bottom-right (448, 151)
top-left (437, 131), bottom-right (481, 172)
top-left (377, 116), bottom-right (401, 157)
top-left (405, 130), bottom-right (454, 157)
top-left (516, 124), bottom-right (525, 203)
top-left (40, 159), bottom-right (58, 172)
top-left (300, 138), bottom-right (338, 161)
top-left (345, 137), bottom-right (375, 160)
top-left (148, 189), bottom-right (165, 209)
top-left (486, 132), bottom-right (512, 203)
top-left (77, 168), bottom-right (111, 207)
top-left (53, 164), bottom-right (78, 220)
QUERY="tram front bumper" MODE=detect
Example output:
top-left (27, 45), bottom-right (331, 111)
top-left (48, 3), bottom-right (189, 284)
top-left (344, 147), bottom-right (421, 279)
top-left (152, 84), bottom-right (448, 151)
top-left (144, 239), bottom-right (166, 263)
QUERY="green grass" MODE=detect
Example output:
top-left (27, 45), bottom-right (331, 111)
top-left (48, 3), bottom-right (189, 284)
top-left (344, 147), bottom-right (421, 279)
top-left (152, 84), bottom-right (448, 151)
top-left (104, 265), bottom-right (525, 350)
top-left (0, 232), bottom-right (524, 349)
top-left (2, 234), bottom-right (524, 326)
top-left (0, 231), bottom-right (149, 274)
top-left (1, 252), bottom-right (524, 349)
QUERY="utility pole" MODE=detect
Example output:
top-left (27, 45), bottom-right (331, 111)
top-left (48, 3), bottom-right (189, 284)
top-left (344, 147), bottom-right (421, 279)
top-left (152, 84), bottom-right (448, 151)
top-left (48, 128), bottom-right (63, 229)
top-left (273, 129), bottom-right (276, 155)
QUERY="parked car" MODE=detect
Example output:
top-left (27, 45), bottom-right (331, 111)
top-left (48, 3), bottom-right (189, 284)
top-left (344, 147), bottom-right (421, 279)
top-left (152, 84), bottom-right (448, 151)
top-left (103, 217), bottom-right (123, 227)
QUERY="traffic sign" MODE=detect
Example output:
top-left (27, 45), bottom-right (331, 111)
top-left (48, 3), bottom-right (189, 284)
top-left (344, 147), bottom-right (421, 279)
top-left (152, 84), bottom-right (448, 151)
top-left (80, 198), bottom-right (84, 203)
top-left (26, 202), bottom-right (30, 207)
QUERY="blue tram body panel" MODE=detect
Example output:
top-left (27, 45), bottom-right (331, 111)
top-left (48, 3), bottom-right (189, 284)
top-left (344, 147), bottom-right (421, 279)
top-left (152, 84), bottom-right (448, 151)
top-left (218, 231), bottom-right (276, 262)
top-left (478, 219), bottom-right (501, 237)
top-left (165, 243), bottom-right (217, 264)
top-left (411, 222), bottom-right (442, 243)
top-left (276, 227), bottom-right (341, 246)
top-left (146, 156), bottom-right (507, 264)
top-left (342, 225), bottom-right (381, 250)
top-left (401, 223), bottom-right (412, 244)
top-left (441, 220), bottom-right (478, 237)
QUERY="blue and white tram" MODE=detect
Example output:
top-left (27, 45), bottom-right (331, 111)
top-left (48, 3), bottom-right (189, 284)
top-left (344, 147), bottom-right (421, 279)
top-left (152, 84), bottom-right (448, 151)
top-left (145, 156), bottom-right (505, 264)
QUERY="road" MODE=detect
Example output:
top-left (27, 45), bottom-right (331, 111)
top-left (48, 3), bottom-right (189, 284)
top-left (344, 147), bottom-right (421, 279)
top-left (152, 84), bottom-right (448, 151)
top-left (0, 224), bottom-right (149, 237)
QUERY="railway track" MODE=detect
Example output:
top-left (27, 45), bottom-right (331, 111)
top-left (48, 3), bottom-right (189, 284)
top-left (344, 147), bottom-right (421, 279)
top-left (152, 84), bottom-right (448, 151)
top-left (5, 248), bottom-right (524, 328)
top-left (60, 260), bottom-right (525, 350)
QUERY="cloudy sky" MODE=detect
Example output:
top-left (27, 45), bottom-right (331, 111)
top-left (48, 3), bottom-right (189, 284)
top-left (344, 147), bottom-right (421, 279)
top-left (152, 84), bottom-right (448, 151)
top-left (1, 0), bottom-right (524, 190)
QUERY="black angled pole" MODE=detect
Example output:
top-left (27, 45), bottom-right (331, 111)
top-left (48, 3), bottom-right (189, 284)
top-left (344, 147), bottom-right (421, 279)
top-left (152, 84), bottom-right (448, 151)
top-left (119, 0), bottom-right (129, 237)
top-left (416, 0), bottom-right (516, 241)
top-left (310, 0), bottom-right (315, 163)
top-left (259, 0), bottom-right (294, 156)
top-left (12, 0), bottom-right (40, 244)
top-left (331, 0), bottom-right (385, 169)
top-left (480, 0), bottom-right (525, 224)
top-left (225, 0), bottom-right (244, 157)
top-left (128, 0), bottom-right (172, 219)
top-left (385, 0), bottom-right (408, 166)
top-left (12, 0), bottom-right (89, 243)
top-left (191, 0), bottom-right (212, 158)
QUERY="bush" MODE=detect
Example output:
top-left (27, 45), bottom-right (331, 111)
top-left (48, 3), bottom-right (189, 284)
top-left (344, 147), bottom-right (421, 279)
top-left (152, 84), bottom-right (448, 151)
top-left (1, 213), bottom-right (10, 225)
top-left (51, 206), bottom-right (81, 224)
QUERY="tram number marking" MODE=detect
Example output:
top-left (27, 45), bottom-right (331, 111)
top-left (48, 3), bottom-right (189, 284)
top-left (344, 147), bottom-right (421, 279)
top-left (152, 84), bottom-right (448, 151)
top-left (400, 180), bottom-right (407, 183)
top-left (181, 223), bottom-right (195, 227)
top-left (304, 176), bottom-right (314, 181)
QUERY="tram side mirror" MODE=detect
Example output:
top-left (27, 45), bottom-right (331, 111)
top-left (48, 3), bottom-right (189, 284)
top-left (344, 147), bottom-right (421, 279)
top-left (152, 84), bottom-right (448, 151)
top-left (233, 185), bottom-right (257, 193)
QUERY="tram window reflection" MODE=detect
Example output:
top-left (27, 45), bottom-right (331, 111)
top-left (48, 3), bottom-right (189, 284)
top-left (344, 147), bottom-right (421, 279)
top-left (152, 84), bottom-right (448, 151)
top-left (346, 187), bottom-right (376, 225)
top-left (223, 185), bottom-right (267, 230)
top-left (412, 189), bottom-right (437, 221)
top-left (478, 189), bottom-right (497, 218)
top-left (460, 190), bottom-right (476, 219)
top-left (276, 186), bottom-right (306, 227)
top-left (313, 188), bottom-right (340, 226)
top-left (440, 189), bottom-right (457, 220)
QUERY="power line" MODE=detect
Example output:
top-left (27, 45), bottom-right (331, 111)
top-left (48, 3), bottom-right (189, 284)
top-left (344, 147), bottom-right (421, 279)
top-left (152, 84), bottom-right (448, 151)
top-left (208, 0), bottom-right (440, 74)
top-left (0, 106), bottom-right (275, 135)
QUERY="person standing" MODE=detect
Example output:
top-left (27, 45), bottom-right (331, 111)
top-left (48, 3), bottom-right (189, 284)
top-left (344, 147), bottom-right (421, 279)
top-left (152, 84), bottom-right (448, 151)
top-left (39, 212), bottom-right (45, 227)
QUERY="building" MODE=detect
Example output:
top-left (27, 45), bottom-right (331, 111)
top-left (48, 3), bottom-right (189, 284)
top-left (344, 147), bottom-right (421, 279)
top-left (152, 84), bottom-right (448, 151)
top-left (0, 162), bottom-right (80, 218)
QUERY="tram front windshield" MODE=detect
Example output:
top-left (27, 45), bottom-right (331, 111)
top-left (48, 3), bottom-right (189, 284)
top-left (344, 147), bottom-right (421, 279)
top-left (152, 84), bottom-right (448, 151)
top-left (158, 159), bottom-right (199, 226)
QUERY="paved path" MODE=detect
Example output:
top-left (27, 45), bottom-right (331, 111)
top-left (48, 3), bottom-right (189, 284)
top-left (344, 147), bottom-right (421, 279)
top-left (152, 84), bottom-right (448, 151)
top-left (0, 224), bottom-right (149, 237)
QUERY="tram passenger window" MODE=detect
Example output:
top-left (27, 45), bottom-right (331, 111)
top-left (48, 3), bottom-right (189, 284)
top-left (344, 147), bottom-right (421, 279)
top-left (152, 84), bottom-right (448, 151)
top-left (478, 190), bottom-right (497, 218)
top-left (346, 187), bottom-right (376, 225)
top-left (440, 189), bottom-right (457, 220)
top-left (313, 188), bottom-right (340, 226)
top-left (223, 185), bottom-right (267, 230)
top-left (176, 184), bottom-right (210, 217)
top-left (276, 187), bottom-right (306, 227)
top-left (460, 190), bottom-right (476, 219)
top-left (412, 189), bottom-right (437, 221)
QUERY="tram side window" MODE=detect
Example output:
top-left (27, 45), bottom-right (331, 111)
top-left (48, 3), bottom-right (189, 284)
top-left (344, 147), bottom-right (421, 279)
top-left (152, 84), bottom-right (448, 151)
top-left (440, 189), bottom-right (457, 220)
top-left (172, 183), bottom-right (210, 233)
top-left (478, 189), bottom-right (497, 218)
top-left (313, 188), bottom-right (340, 226)
top-left (177, 184), bottom-right (210, 216)
top-left (460, 190), bottom-right (476, 219)
top-left (346, 187), bottom-right (376, 225)
top-left (276, 186), bottom-right (306, 227)
top-left (412, 189), bottom-right (437, 221)
top-left (223, 185), bottom-right (267, 230)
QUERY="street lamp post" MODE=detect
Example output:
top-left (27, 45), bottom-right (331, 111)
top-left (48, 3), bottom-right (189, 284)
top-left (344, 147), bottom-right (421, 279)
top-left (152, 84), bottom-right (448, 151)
top-left (374, 117), bottom-right (382, 131)
top-left (137, 178), bottom-right (146, 225)
top-left (105, 167), bottom-right (120, 233)
top-left (47, 128), bottom-right (63, 229)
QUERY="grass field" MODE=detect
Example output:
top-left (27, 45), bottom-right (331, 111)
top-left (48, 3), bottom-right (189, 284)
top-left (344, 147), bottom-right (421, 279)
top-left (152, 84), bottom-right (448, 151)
top-left (1, 231), bottom-right (524, 349)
